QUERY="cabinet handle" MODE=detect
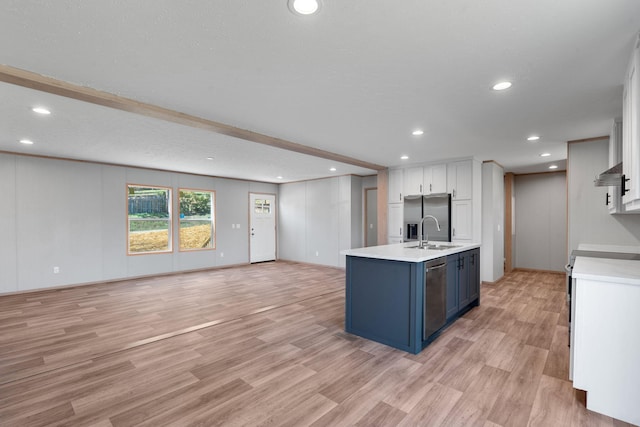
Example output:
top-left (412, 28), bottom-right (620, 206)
top-left (430, 183), bottom-right (432, 192)
top-left (460, 257), bottom-right (464, 269)
top-left (622, 175), bottom-right (630, 195)
top-left (420, 184), bottom-right (422, 193)
top-left (452, 228), bottom-right (456, 237)
top-left (453, 189), bottom-right (456, 198)
top-left (606, 192), bottom-right (611, 206)
top-left (399, 192), bottom-right (402, 201)
top-left (400, 227), bottom-right (402, 236)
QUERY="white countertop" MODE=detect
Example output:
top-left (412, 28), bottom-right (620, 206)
top-left (577, 243), bottom-right (640, 254)
top-left (341, 242), bottom-right (481, 262)
top-left (573, 256), bottom-right (640, 286)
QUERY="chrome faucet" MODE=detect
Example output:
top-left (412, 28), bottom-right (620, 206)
top-left (418, 215), bottom-right (441, 249)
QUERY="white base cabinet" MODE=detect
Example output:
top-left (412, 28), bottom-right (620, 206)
top-left (572, 260), bottom-right (640, 426)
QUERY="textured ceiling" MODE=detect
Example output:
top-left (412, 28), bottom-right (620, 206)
top-left (1, 0), bottom-right (639, 181)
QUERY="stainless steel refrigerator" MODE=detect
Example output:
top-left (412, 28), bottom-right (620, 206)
top-left (403, 193), bottom-right (451, 242)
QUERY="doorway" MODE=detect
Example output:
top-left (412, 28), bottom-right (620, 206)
top-left (365, 187), bottom-right (378, 247)
top-left (249, 193), bottom-right (276, 263)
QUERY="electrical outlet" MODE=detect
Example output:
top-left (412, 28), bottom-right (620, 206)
top-left (231, 224), bottom-right (235, 229)
top-left (220, 252), bottom-right (224, 258)
top-left (53, 266), bottom-right (60, 274)
top-left (236, 224), bottom-right (240, 229)
top-left (315, 251), bottom-right (319, 257)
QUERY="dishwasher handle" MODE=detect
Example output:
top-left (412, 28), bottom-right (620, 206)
top-left (425, 262), bottom-right (447, 272)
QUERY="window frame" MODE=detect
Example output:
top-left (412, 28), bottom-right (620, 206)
top-left (178, 187), bottom-right (216, 252)
top-left (126, 184), bottom-right (173, 255)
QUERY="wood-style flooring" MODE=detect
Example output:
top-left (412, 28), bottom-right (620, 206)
top-left (0, 262), bottom-right (634, 426)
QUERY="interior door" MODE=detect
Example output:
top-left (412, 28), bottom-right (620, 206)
top-left (249, 193), bottom-right (276, 263)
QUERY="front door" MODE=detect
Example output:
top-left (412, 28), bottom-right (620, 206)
top-left (249, 193), bottom-right (276, 263)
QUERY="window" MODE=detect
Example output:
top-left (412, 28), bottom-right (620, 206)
top-left (127, 185), bottom-right (172, 254)
top-left (179, 189), bottom-right (215, 251)
top-left (254, 198), bottom-right (271, 214)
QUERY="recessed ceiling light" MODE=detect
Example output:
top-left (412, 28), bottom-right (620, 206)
top-left (527, 135), bottom-right (540, 141)
top-left (277, 176), bottom-right (283, 179)
top-left (289, 0), bottom-right (320, 15)
top-left (549, 165), bottom-right (558, 170)
top-left (32, 107), bottom-right (51, 115)
top-left (19, 139), bottom-right (34, 145)
top-left (206, 157), bottom-right (214, 160)
top-left (492, 81), bottom-right (512, 91)
top-left (412, 130), bottom-right (424, 136)
top-left (400, 155), bottom-right (409, 160)
top-left (329, 167), bottom-right (337, 172)
top-left (540, 152), bottom-right (551, 157)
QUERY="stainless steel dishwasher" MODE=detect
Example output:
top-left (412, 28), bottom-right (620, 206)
top-left (423, 257), bottom-right (447, 340)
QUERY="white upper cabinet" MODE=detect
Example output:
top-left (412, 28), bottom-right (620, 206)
top-left (608, 119), bottom-right (627, 214)
top-left (388, 168), bottom-right (404, 203)
top-left (403, 164), bottom-right (447, 196)
top-left (447, 160), bottom-right (472, 200)
top-left (424, 164), bottom-right (447, 194)
top-left (404, 167), bottom-right (424, 196)
top-left (622, 36), bottom-right (640, 211)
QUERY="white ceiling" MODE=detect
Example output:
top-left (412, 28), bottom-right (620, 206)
top-left (1, 0), bottom-right (639, 182)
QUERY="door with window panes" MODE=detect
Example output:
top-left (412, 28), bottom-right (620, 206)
top-left (250, 193), bottom-right (276, 263)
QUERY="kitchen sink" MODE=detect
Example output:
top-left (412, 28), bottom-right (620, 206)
top-left (407, 243), bottom-right (461, 250)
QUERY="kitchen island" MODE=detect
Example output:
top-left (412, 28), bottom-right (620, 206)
top-left (571, 248), bottom-right (640, 426)
top-left (341, 242), bottom-right (480, 354)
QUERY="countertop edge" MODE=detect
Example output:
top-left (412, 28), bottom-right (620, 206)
top-left (341, 242), bottom-right (481, 263)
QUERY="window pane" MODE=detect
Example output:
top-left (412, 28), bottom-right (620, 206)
top-left (254, 199), bottom-right (270, 214)
top-left (128, 186), bottom-right (172, 253)
top-left (179, 189), bottom-right (215, 250)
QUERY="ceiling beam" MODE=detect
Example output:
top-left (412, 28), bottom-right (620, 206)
top-left (0, 64), bottom-right (386, 171)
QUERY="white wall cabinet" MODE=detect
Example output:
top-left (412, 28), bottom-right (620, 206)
top-left (607, 119), bottom-right (628, 214)
top-left (425, 164), bottom-right (447, 194)
top-left (404, 164), bottom-right (447, 196)
top-left (404, 167), bottom-right (424, 196)
top-left (388, 158), bottom-right (480, 244)
top-left (451, 200), bottom-right (473, 241)
top-left (622, 35), bottom-right (640, 211)
top-left (388, 203), bottom-right (404, 241)
top-left (388, 168), bottom-right (404, 203)
top-left (447, 160), bottom-right (472, 200)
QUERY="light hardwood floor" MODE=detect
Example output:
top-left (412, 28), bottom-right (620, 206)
top-left (0, 262), bottom-right (634, 426)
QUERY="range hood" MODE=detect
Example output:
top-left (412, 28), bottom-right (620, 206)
top-left (594, 162), bottom-right (623, 187)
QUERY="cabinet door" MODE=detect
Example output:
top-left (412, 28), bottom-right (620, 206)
top-left (451, 200), bottom-right (472, 241)
top-left (447, 160), bottom-right (472, 200)
top-left (458, 252), bottom-right (470, 308)
top-left (423, 164), bottom-right (447, 195)
top-left (622, 43), bottom-right (640, 210)
top-left (446, 254), bottom-right (459, 320)
top-left (388, 169), bottom-right (404, 203)
top-left (388, 204), bottom-right (404, 239)
top-left (468, 249), bottom-right (480, 302)
top-left (404, 167), bottom-right (424, 196)
top-left (431, 164), bottom-right (447, 194)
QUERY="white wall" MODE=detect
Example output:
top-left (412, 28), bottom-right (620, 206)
top-left (278, 175), bottom-right (363, 268)
top-left (0, 153), bottom-right (277, 294)
top-left (481, 162), bottom-right (505, 282)
top-left (567, 138), bottom-right (640, 252)
top-left (514, 172), bottom-right (567, 272)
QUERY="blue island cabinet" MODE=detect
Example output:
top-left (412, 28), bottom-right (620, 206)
top-left (345, 247), bottom-right (480, 354)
